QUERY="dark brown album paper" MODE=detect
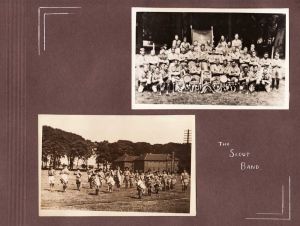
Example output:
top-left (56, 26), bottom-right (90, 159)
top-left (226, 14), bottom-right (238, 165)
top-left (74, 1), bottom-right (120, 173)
top-left (0, 0), bottom-right (300, 226)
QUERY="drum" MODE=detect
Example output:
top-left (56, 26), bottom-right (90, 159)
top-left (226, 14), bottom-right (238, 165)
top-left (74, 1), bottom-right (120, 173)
top-left (183, 75), bottom-right (191, 83)
top-left (190, 75), bottom-right (200, 84)
top-left (220, 75), bottom-right (228, 83)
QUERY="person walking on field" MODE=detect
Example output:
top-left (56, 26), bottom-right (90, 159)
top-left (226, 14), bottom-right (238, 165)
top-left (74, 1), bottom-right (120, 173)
top-left (48, 166), bottom-right (56, 192)
top-left (60, 164), bottom-right (70, 192)
top-left (181, 170), bottom-right (190, 192)
top-left (123, 167), bottom-right (131, 189)
top-left (87, 166), bottom-right (94, 189)
top-left (74, 168), bottom-right (82, 191)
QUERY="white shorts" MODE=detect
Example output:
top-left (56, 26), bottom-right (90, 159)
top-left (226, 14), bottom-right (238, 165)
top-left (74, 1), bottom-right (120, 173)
top-left (48, 176), bottom-right (55, 184)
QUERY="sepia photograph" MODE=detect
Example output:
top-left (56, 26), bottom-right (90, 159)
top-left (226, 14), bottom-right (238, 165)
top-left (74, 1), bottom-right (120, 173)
top-left (38, 115), bottom-right (196, 216)
top-left (132, 8), bottom-right (289, 109)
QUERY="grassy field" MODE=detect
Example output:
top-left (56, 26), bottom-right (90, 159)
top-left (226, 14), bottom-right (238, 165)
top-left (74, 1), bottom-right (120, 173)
top-left (135, 81), bottom-right (286, 106)
top-left (40, 170), bottom-right (190, 213)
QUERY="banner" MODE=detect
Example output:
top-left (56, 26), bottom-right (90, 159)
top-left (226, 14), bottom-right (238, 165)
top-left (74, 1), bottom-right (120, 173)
top-left (191, 28), bottom-right (213, 45)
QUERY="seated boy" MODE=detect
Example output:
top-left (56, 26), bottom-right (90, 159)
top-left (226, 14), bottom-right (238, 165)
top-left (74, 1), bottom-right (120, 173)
top-left (138, 64), bottom-right (152, 93)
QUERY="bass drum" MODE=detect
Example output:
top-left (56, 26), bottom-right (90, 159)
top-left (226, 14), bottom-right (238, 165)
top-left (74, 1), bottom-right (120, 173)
top-left (183, 75), bottom-right (191, 83)
top-left (190, 75), bottom-right (201, 84)
top-left (220, 75), bottom-right (228, 83)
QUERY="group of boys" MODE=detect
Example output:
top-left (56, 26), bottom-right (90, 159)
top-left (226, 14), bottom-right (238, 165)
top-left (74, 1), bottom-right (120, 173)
top-left (47, 165), bottom-right (190, 199)
top-left (135, 34), bottom-right (283, 94)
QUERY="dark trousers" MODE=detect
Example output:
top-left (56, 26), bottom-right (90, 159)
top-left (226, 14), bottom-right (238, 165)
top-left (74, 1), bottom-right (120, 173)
top-left (272, 78), bottom-right (280, 89)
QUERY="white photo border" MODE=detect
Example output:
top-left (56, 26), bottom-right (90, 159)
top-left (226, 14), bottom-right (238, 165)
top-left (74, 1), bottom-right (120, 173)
top-left (131, 7), bottom-right (289, 110)
top-left (38, 114), bottom-right (196, 216)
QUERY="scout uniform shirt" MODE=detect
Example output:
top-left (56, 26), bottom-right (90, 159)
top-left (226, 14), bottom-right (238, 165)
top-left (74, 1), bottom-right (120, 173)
top-left (181, 172), bottom-right (190, 185)
top-left (147, 54), bottom-right (159, 66)
top-left (169, 62), bottom-right (181, 76)
top-left (229, 65), bottom-right (240, 77)
top-left (198, 50), bottom-right (208, 62)
top-left (151, 71), bottom-right (162, 84)
top-left (232, 38), bottom-right (242, 49)
top-left (230, 50), bottom-right (240, 62)
top-left (135, 54), bottom-right (147, 67)
top-left (222, 64), bottom-right (231, 75)
top-left (260, 57), bottom-right (272, 68)
top-left (74, 171), bottom-right (82, 183)
top-left (167, 52), bottom-right (179, 62)
top-left (180, 41), bottom-right (190, 52)
top-left (271, 58), bottom-right (283, 78)
top-left (211, 64), bottom-right (224, 75)
top-left (158, 52), bottom-right (169, 64)
top-left (139, 70), bottom-right (152, 84)
top-left (160, 69), bottom-right (170, 81)
top-left (239, 52), bottom-right (250, 65)
top-left (249, 55), bottom-right (259, 67)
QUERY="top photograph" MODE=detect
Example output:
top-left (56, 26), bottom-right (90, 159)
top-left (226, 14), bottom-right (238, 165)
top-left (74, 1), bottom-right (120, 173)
top-left (131, 8), bottom-right (289, 109)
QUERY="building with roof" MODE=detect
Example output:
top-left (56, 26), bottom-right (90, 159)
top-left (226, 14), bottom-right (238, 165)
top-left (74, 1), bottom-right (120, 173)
top-left (114, 153), bottom-right (139, 170)
top-left (114, 153), bottom-right (179, 172)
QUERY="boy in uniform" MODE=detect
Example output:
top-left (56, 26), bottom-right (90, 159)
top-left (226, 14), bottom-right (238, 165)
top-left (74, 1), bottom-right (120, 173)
top-left (239, 47), bottom-right (250, 71)
top-left (60, 164), bottom-right (70, 192)
top-left (175, 40), bottom-right (181, 54)
top-left (232, 33), bottom-right (242, 50)
top-left (222, 59), bottom-right (231, 78)
top-left (169, 59), bottom-right (181, 93)
top-left (193, 40), bottom-right (200, 52)
top-left (123, 167), bottom-right (131, 189)
top-left (181, 170), bottom-right (190, 192)
top-left (249, 51), bottom-right (259, 71)
top-left (211, 58), bottom-right (224, 82)
top-left (259, 52), bottom-right (272, 70)
top-left (106, 172), bottom-right (115, 193)
top-left (230, 47), bottom-right (241, 65)
top-left (74, 168), bottom-right (82, 191)
top-left (226, 42), bottom-right (233, 54)
top-left (158, 47), bottom-right (169, 65)
top-left (260, 67), bottom-right (272, 92)
top-left (180, 37), bottom-right (190, 52)
top-left (248, 65), bottom-right (261, 92)
top-left (239, 65), bottom-right (252, 93)
top-left (91, 169), bottom-right (101, 195)
top-left (136, 176), bottom-right (146, 199)
top-left (271, 52), bottom-right (282, 90)
top-left (129, 169), bottom-right (135, 188)
top-left (172, 34), bottom-right (180, 48)
top-left (87, 166), bottom-right (94, 189)
top-left (198, 44), bottom-right (209, 69)
top-left (151, 67), bottom-right (163, 94)
top-left (135, 48), bottom-right (147, 68)
top-left (167, 48), bottom-right (178, 63)
top-left (138, 64), bottom-right (152, 93)
top-left (228, 61), bottom-right (240, 83)
top-left (153, 172), bottom-right (161, 195)
top-left (48, 166), bottom-right (55, 192)
top-left (147, 50), bottom-right (159, 72)
top-left (160, 63), bottom-right (171, 95)
top-left (170, 173), bottom-right (177, 190)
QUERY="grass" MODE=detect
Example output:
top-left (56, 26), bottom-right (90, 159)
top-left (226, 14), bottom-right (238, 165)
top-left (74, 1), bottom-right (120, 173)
top-left (40, 170), bottom-right (190, 213)
top-left (135, 81), bottom-right (286, 106)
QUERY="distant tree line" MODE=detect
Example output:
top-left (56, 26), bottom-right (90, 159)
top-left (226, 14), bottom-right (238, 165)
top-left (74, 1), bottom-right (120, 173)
top-left (42, 126), bottom-right (191, 172)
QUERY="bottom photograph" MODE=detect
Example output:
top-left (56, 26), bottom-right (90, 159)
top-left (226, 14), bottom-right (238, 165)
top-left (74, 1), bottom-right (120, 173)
top-left (38, 115), bottom-right (196, 216)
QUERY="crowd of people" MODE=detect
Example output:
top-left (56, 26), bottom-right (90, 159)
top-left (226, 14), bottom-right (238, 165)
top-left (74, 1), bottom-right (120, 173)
top-left (47, 165), bottom-right (190, 199)
top-left (135, 34), bottom-right (284, 95)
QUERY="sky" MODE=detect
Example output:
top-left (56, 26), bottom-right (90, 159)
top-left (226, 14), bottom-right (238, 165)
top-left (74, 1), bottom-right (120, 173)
top-left (39, 115), bottom-right (194, 144)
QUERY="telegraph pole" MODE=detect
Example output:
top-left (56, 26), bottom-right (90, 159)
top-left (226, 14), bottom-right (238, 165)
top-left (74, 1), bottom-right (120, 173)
top-left (184, 129), bottom-right (191, 144)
